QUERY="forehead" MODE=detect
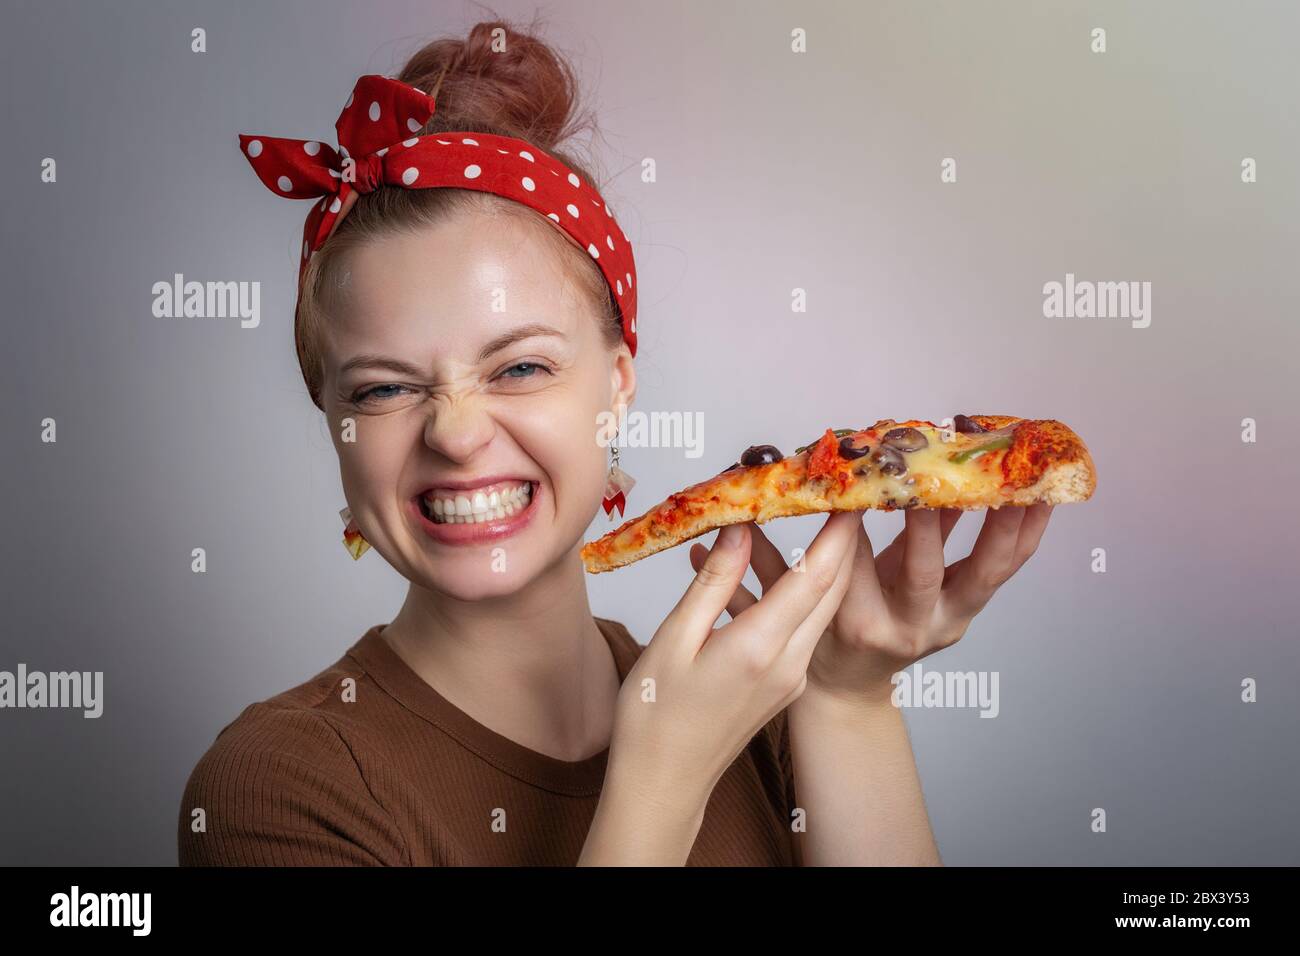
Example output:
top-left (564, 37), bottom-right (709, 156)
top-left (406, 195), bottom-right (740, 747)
top-left (323, 212), bottom-right (594, 358)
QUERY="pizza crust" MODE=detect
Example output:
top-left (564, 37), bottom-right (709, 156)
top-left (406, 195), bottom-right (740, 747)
top-left (581, 415), bottom-right (1095, 573)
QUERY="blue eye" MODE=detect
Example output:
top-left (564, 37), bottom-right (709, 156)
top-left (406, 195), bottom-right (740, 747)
top-left (352, 363), bottom-right (551, 404)
top-left (500, 362), bottom-right (551, 380)
top-left (353, 383), bottom-right (409, 403)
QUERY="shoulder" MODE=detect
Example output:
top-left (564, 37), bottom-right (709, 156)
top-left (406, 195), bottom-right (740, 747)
top-left (594, 615), bottom-right (639, 649)
top-left (595, 616), bottom-right (637, 639)
top-left (183, 699), bottom-right (361, 791)
top-left (594, 615), bottom-right (644, 660)
top-left (178, 681), bottom-right (407, 866)
top-left (184, 650), bottom-right (370, 786)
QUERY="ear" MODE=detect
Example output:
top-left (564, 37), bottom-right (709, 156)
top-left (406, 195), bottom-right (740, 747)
top-left (608, 343), bottom-right (636, 413)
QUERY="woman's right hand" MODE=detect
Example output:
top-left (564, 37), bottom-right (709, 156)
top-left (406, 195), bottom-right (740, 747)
top-left (586, 512), bottom-right (861, 862)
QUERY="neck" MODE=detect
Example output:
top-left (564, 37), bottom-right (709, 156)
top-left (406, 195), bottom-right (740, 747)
top-left (380, 546), bottom-right (619, 762)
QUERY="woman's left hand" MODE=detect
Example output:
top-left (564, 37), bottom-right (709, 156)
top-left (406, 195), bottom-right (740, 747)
top-left (687, 503), bottom-right (1055, 704)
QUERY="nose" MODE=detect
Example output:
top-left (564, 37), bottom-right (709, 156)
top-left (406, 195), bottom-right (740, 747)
top-left (421, 392), bottom-right (496, 461)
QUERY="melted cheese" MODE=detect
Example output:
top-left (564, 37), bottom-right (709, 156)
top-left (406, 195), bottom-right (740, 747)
top-left (821, 423), bottom-right (1016, 509)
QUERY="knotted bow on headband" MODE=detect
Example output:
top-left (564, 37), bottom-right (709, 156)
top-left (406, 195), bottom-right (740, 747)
top-left (238, 74), bottom-right (638, 354)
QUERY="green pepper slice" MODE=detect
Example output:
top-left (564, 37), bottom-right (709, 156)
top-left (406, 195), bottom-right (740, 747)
top-left (795, 428), bottom-right (858, 455)
top-left (948, 435), bottom-right (1011, 464)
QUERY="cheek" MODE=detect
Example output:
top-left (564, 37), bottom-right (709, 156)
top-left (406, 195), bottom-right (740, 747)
top-left (518, 400), bottom-right (608, 503)
top-left (333, 421), bottom-right (405, 503)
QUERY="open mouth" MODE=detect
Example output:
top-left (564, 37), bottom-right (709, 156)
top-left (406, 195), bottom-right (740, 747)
top-left (416, 479), bottom-right (536, 525)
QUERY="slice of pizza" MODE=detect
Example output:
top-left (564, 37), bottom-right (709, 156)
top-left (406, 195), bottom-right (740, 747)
top-left (581, 414), bottom-right (1096, 573)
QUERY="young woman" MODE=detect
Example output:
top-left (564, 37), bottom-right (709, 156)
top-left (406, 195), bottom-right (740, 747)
top-left (178, 21), bottom-right (1053, 867)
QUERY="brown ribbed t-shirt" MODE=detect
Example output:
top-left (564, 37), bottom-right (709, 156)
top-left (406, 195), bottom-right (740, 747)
top-left (178, 617), bottom-right (797, 865)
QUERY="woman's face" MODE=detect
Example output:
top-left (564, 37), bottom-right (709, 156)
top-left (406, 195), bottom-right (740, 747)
top-left (318, 208), bottom-right (635, 600)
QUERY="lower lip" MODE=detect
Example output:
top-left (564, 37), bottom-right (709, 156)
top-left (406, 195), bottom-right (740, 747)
top-left (409, 482), bottom-right (540, 545)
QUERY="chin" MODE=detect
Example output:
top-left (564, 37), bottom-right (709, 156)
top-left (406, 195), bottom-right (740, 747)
top-left (407, 552), bottom-right (541, 601)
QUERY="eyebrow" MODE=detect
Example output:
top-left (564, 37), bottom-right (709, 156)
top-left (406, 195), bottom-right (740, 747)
top-left (337, 323), bottom-right (569, 378)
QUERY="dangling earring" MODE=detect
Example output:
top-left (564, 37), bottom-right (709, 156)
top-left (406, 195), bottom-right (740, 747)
top-left (602, 429), bottom-right (636, 520)
top-left (340, 505), bottom-right (371, 560)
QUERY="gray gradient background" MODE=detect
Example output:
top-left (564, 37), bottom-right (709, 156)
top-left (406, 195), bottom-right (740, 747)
top-left (2, 0), bottom-right (1297, 865)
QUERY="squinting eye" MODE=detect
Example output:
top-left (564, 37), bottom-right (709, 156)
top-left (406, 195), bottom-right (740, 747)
top-left (353, 383), bottom-right (411, 404)
top-left (499, 362), bottom-right (552, 380)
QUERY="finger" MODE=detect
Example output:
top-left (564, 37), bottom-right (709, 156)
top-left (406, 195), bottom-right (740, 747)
top-left (834, 511), bottom-right (890, 624)
top-left (782, 520), bottom-right (861, 663)
top-left (874, 507), bottom-right (964, 585)
top-left (689, 541), bottom-right (759, 619)
top-left (941, 503), bottom-right (1054, 588)
top-left (658, 522), bottom-right (753, 654)
top-left (725, 510), bottom-right (861, 655)
top-left (937, 505), bottom-right (1027, 618)
top-left (744, 522), bottom-right (790, 595)
top-left (889, 508), bottom-right (950, 623)
top-left (1008, 503), bottom-right (1054, 572)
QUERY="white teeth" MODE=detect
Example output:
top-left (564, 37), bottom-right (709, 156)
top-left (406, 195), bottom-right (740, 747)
top-left (424, 481), bottom-right (533, 523)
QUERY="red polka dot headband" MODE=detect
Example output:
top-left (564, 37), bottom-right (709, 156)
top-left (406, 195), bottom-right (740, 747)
top-left (238, 74), bottom-right (638, 354)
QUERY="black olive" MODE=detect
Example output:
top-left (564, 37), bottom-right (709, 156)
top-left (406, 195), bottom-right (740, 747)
top-left (837, 436), bottom-right (871, 460)
top-left (740, 444), bottom-right (783, 467)
top-left (953, 414), bottom-right (986, 434)
top-left (882, 426), bottom-right (928, 452)
top-left (870, 445), bottom-right (907, 476)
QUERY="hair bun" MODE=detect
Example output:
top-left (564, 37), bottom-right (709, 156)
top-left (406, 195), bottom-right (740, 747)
top-left (397, 20), bottom-right (592, 155)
